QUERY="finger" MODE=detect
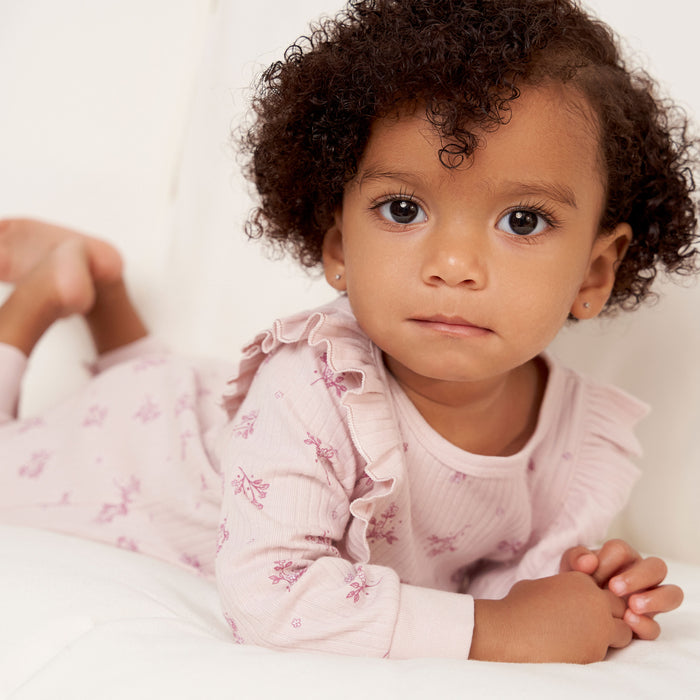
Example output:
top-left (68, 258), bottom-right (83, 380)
top-left (606, 589), bottom-right (627, 619)
top-left (624, 609), bottom-right (661, 641)
top-left (628, 584), bottom-right (684, 616)
top-left (593, 539), bottom-right (639, 586)
top-left (609, 556), bottom-right (667, 597)
top-left (610, 617), bottom-right (634, 649)
top-left (560, 546), bottom-right (598, 574)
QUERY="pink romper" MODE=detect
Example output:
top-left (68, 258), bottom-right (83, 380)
top-left (0, 297), bottom-right (647, 659)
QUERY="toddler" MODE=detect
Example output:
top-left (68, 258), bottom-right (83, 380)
top-left (0, 0), bottom-right (696, 663)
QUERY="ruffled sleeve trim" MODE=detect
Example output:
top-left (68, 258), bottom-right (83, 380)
top-left (572, 370), bottom-right (648, 518)
top-left (517, 365), bottom-right (649, 582)
top-left (221, 296), bottom-right (406, 562)
top-left (565, 372), bottom-right (648, 534)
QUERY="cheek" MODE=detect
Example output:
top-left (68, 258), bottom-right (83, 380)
top-left (498, 255), bottom-right (582, 324)
top-left (344, 236), bottom-right (403, 286)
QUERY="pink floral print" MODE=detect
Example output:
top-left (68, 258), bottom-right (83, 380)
top-left (217, 517), bottom-right (230, 554)
top-left (82, 404), bottom-right (108, 427)
top-left (232, 410), bottom-right (258, 439)
top-left (425, 525), bottom-right (470, 558)
top-left (18, 450), bottom-right (52, 478)
top-left (175, 393), bottom-right (194, 416)
top-left (232, 467), bottom-right (270, 510)
top-left (224, 614), bottom-right (245, 644)
top-left (304, 433), bottom-right (337, 484)
top-left (269, 559), bottom-right (307, 591)
top-left (18, 417), bottom-right (45, 433)
top-left (312, 352), bottom-right (347, 397)
top-left (133, 396), bottom-right (161, 423)
top-left (96, 476), bottom-right (140, 523)
top-left (305, 532), bottom-right (340, 557)
top-left (116, 536), bottom-right (139, 552)
top-left (367, 503), bottom-right (400, 545)
top-left (181, 553), bottom-right (203, 572)
top-left (346, 566), bottom-right (380, 603)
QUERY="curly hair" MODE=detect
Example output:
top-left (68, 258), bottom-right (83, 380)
top-left (241, 0), bottom-right (699, 311)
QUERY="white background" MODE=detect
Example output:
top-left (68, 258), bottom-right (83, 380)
top-left (0, 0), bottom-right (698, 563)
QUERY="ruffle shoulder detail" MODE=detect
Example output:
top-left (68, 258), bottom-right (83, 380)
top-left (522, 365), bottom-right (649, 578)
top-left (582, 371), bottom-right (648, 457)
top-left (222, 297), bottom-right (365, 412)
top-left (568, 373), bottom-right (648, 537)
top-left (221, 297), bottom-right (406, 562)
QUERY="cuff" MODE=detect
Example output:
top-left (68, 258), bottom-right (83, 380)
top-left (388, 584), bottom-right (474, 660)
top-left (89, 336), bottom-right (168, 374)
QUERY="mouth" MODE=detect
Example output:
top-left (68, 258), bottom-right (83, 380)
top-left (411, 315), bottom-right (492, 338)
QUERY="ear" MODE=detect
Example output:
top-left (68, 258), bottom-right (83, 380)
top-left (322, 209), bottom-right (347, 291)
top-left (570, 222), bottom-right (632, 319)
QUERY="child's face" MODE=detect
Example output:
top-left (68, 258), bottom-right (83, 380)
top-left (323, 85), bottom-right (630, 390)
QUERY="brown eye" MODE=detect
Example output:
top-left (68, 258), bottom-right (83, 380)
top-left (378, 198), bottom-right (427, 225)
top-left (497, 209), bottom-right (548, 236)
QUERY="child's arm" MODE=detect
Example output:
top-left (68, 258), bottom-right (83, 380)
top-left (470, 571), bottom-right (632, 663)
top-left (218, 342), bottom-right (632, 663)
top-left (217, 344), bottom-right (475, 660)
top-left (561, 539), bottom-right (684, 640)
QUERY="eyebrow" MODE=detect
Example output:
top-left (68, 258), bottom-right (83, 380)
top-left (493, 180), bottom-right (579, 209)
top-left (355, 168), bottom-right (425, 189)
top-left (356, 168), bottom-right (579, 209)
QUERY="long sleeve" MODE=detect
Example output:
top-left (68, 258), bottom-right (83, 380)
top-left (215, 337), bottom-right (474, 659)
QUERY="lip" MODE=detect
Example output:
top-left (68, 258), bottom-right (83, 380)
top-left (411, 315), bottom-right (492, 337)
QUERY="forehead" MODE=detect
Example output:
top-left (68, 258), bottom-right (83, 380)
top-left (357, 85), bottom-right (605, 203)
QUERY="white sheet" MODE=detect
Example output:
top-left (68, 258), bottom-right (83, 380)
top-left (1, 524), bottom-right (698, 700)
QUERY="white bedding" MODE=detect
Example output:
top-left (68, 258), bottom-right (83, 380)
top-left (1, 524), bottom-right (699, 700)
top-left (0, 1), bottom-right (699, 697)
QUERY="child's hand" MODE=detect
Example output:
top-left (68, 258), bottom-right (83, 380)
top-left (470, 571), bottom-right (631, 663)
top-left (560, 539), bottom-right (684, 640)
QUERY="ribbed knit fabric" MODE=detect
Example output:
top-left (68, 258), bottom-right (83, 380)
top-left (215, 297), bottom-right (647, 659)
top-left (0, 297), bottom-right (648, 659)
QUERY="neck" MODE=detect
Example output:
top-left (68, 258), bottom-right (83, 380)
top-left (385, 355), bottom-right (547, 456)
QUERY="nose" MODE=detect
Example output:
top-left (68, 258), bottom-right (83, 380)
top-left (420, 222), bottom-right (487, 289)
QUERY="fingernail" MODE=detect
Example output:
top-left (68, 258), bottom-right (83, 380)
top-left (626, 611), bottom-right (640, 624)
top-left (631, 596), bottom-right (648, 614)
top-left (610, 579), bottom-right (626, 595)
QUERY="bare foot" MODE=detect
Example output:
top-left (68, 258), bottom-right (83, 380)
top-left (0, 239), bottom-right (98, 356)
top-left (15, 239), bottom-right (97, 319)
top-left (0, 218), bottom-right (123, 286)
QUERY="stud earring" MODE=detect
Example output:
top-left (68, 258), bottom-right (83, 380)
top-left (334, 273), bottom-right (342, 281)
top-left (582, 302), bottom-right (591, 309)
